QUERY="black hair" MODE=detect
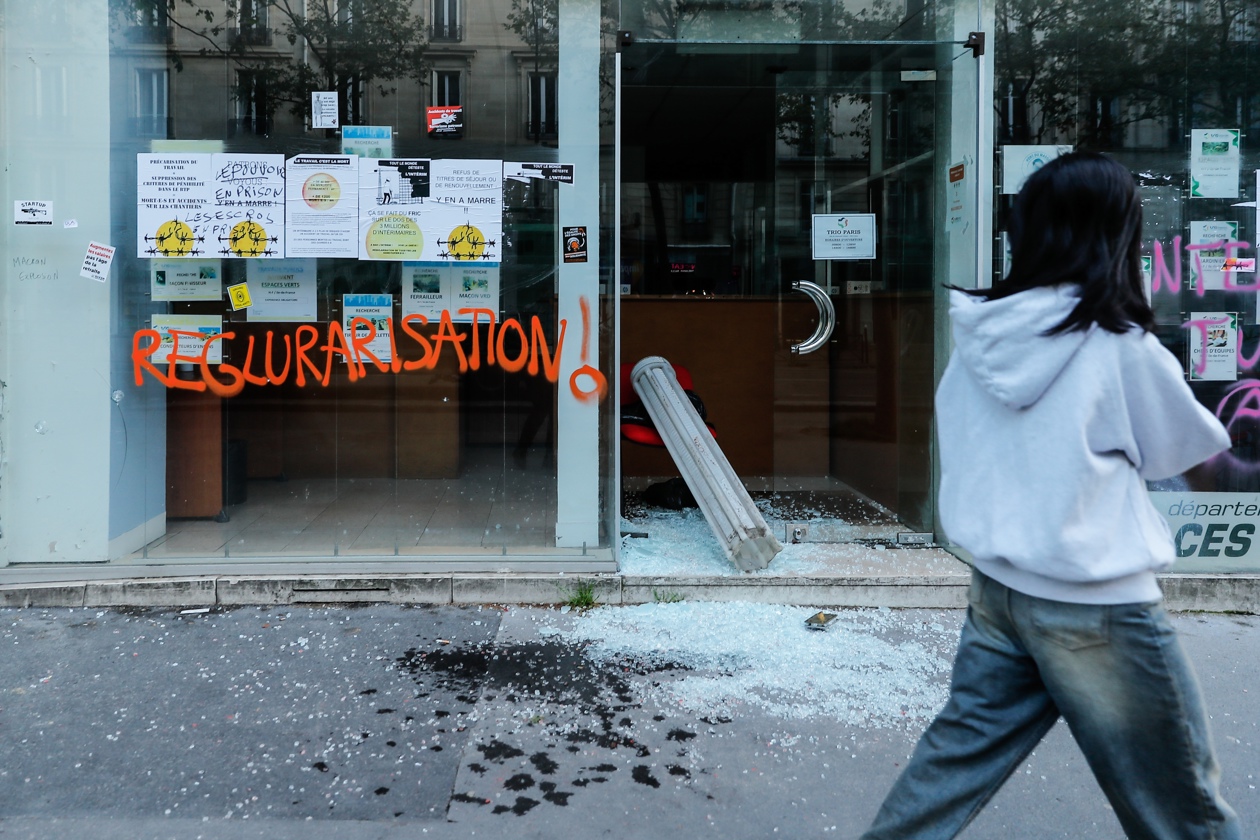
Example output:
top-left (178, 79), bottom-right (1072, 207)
top-left (964, 151), bottom-right (1154, 334)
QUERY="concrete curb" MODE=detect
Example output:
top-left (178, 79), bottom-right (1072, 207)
top-left (0, 572), bottom-right (1257, 612)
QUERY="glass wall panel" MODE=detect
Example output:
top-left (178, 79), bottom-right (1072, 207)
top-left (615, 0), bottom-right (981, 549)
top-left (1, 0), bottom-right (614, 568)
top-left (993, 0), bottom-right (1260, 571)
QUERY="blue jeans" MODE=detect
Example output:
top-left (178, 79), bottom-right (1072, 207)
top-left (861, 571), bottom-right (1241, 840)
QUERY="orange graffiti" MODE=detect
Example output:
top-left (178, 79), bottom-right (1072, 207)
top-left (569, 295), bottom-right (608, 403)
top-left (130, 308), bottom-right (607, 401)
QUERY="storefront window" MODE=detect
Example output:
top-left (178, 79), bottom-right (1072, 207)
top-left (994, 0), bottom-right (1260, 571)
top-left (1, 0), bottom-right (613, 567)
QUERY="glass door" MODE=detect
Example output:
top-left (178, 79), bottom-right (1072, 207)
top-left (618, 4), bottom-right (980, 548)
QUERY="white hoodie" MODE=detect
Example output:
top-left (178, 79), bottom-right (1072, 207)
top-left (936, 285), bottom-right (1231, 604)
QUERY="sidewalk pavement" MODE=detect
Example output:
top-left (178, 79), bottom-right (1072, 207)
top-left (0, 601), bottom-right (1255, 839)
top-left (1, 546), bottom-right (1258, 612)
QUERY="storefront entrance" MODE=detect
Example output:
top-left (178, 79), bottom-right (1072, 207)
top-left (616, 12), bottom-right (981, 547)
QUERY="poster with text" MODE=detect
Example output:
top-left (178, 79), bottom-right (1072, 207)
top-left (401, 263), bottom-right (449, 320)
top-left (208, 154), bottom-right (286, 257)
top-left (342, 125), bottom-right (393, 158)
top-left (284, 155), bottom-right (359, 257)
top-left (1188, 311), bottom-right (1238, 381)
top-left (358, 158), bottom-right (432, 260)
top-left (245, 258), bottom-right (318, 321)
top-left (1149, 491), bottom-right (1260, 569)
top-left (1000, 145), bottom-right (1072, 195)
top-left (150, 314), bottom-right (223, 364)
top-left (450, 264), bottom-right (500, 317)
top-left (343, 293), bottom-right (394, 364)
top-left (1191, 129), bottom-right (1241, 198)
top-left (137, 154), bottom-right (215, 258)
top-left (426, 159), bottom-right (502, 264)
top-left (1189, 220), bottom-right (1240, 292)
top-left (151, 259), bottom-right (222, 300)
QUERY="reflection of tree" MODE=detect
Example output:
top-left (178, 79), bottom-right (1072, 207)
top-left (995, 0), bottom-right (1260, 148)
top-left (110, 0), bottom-right (428, 126)
top-left (996, 0), bottom-right (1174, 146)
top-left (502, 0), bottom-right (559, 143)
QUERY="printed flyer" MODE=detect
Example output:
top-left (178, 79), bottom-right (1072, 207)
top-left (401, 262), bottom-right (448, 320)
top-left (1190, 129), bottom-right (1241, 198)
top-left (1189, 220), bottom-right (1240, 292)
top-left (450, 264), bottom-right (500, 315)
top-left (151, 259), bottom-right (222, 300)
top-left (284, 154), bottom-right (359, 258)
top-left (343, 293), bottom-right (394, 364)
top-left (245, 258), bottom-right (318, 321)
top-left (150, 314), bottom-right (224, 364)
top-left (1187, 311), bottom-right (1238, 381)
top-left (358, 158), bottom-right (432, 260)
top-left (137, 154), bottom-right (214, 258)
top-left (138, 153), bottom-right (285, 259)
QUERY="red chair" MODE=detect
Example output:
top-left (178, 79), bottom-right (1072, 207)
top-left (619, 362), bottom-right (716, 447)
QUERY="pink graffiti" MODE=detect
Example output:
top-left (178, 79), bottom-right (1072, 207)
top-left (1152, 238), bottom-right (1254, 296)
top-left (1212, 379), bottom-right (1260, 473)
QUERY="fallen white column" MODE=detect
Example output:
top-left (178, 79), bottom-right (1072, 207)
top-left (631, 356), bottom-right (783, 571)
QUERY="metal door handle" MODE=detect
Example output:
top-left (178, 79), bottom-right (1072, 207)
top-left (790, 280), bottom-right (836, 355)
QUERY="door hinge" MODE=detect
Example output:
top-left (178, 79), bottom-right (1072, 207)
top-left (964, 31), bottom-right (985, 58)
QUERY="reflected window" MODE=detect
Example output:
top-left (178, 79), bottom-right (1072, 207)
top-left (432, 0), bottom-right (463, 41)
top-left (232, 0), bottom-right (272, 46)
top-left (528, 72), bottom-right (557, 140)
top-left (135, 68), bottom-right (169, 139)
top-left (435, 69), bottom-right (462, 106)
top-left (233, 71), bottom-right (270, 135)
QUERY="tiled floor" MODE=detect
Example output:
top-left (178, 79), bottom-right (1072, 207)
top-left (133, 444), bottom-right (908, 562)
top-left (135, 447), bottom-right (559, 560)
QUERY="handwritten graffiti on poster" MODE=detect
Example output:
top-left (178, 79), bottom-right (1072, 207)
top-left (138, 154), bottom-right (284, 259)
top-left (284, 154), bottom-right (359, 258)
top-left (358, 158), bottom-right (431, 260)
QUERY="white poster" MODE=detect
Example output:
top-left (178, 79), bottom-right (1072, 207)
top-left (358, 158), bottom-right (431, 260)
top-left (1188, 312), bottom-right (1238, 381)
top-left (208, 154), bottom-right (286, 258)
top-left (401, 262), bottom-right (448, 320)
top-left (450, 264), bottom-right (500, 317)
top-left (14, 200), bottom-right (52, 225)
top-left (1189, 221), bottom-right (1240, 292)
top-left (152, 259), bottom-right (221, 300)
top-left (284, 154), bottom-right (359, 258)
top-left (426, 159), bottom-right (503, 263)
top-left (1001, 145), bottom-right (1072, 195)
top-left (503, 161), bottom-right (575, 184)
top-left (812, 213), bottom-right (877, 260)
top-left (312, 91), bottom-right (339, 129)
top-left (343, 293), bottom-right (394, 364)
top-left (137, 154), bottom-right (215, 258)
top-left (1191, 129), bottom-right (1240, 198)
top-left (245, 259), bottom-right (318, 321)
top-left (80, 241), bottom-right (116, 282)
top-left (150, 314), bottom-right (224, 364)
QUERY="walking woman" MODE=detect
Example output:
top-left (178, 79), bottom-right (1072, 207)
top-left (861, 152), bottom-right (1242, 839)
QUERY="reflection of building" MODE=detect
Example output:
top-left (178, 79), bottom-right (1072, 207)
top-left (109, 0), bottom-right (558, 148)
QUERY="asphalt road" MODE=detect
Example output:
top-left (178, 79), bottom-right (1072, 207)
top-left (0, 603), bottom-right (1255, 839)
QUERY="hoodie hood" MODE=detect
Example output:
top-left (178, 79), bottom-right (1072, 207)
top-left (949, 285), bottom-right (1091, 409)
